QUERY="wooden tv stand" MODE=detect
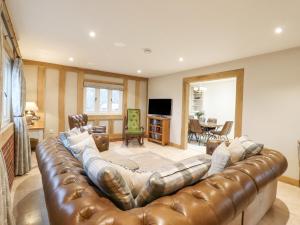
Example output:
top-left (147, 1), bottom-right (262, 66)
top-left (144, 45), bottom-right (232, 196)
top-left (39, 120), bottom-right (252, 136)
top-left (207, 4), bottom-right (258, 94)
top-left (147, 115), bottom-right (170, 145)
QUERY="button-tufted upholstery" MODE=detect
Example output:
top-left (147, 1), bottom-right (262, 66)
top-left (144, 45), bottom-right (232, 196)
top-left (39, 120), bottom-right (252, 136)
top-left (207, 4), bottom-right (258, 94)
top-left (36, 137), bottom-right (287, 225)
top-left (68, 114), bottom-right (89, 129)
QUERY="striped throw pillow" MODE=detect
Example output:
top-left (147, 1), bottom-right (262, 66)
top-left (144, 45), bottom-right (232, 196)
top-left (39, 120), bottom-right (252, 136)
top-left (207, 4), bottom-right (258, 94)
top-left (239, 136), bottom-right (264, 158)
top-left (135, 155), bottom-right (211, 207)
top-left (82, 148), bottom-right (135, 210)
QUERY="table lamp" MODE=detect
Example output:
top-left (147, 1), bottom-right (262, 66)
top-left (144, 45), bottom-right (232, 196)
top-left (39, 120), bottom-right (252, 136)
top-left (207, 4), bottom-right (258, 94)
top-left (25, 102), bottom-right (39, 125)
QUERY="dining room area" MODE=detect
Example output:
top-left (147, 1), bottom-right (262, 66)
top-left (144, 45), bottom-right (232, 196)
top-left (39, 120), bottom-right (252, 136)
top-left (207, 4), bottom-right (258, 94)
top-left (188, 77), bottom-right (236, 149)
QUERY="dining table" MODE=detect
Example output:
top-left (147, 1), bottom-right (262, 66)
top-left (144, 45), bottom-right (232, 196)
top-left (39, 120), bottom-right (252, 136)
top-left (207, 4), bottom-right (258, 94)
top-left (199, 122), bottom-right (223, 143)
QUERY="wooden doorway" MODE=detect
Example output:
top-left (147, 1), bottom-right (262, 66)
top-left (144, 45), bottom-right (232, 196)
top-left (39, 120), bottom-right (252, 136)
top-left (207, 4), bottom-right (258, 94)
top-left (181, 69), bottom-right (244, 149)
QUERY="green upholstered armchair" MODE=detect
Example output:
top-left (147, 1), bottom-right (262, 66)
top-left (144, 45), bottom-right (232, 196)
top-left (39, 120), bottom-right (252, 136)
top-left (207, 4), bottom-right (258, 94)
top-left (124, 109), bottom-right (144, 146)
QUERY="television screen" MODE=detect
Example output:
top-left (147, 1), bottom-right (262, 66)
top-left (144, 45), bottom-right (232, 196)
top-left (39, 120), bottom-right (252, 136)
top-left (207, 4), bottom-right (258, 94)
top-left (148, 99), bottom-right (172, 116)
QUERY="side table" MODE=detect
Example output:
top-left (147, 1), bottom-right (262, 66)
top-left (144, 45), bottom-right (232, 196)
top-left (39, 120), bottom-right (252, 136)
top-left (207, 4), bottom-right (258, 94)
top-left (28, 120), bottom-right (44, 150)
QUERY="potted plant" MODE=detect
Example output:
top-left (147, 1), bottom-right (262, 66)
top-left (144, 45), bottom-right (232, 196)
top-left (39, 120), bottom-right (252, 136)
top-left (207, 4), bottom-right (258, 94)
top-left (195, 111), bottom-right (205, 122)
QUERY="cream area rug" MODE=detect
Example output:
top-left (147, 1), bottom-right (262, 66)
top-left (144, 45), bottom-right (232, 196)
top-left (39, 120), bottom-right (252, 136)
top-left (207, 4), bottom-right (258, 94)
top-left (127, 152), bottom-right (174, 171)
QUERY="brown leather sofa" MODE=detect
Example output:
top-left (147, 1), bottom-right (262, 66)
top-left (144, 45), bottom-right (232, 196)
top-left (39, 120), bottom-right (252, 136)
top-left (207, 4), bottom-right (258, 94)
top-left (36, 137), bottom-right (287, 225)
top-left (68, 114), bottom-right (109, 151)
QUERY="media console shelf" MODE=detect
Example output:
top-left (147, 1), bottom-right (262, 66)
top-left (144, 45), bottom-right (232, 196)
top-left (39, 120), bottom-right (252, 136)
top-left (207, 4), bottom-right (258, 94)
top-left (147, 115), bottom-right (170, 145)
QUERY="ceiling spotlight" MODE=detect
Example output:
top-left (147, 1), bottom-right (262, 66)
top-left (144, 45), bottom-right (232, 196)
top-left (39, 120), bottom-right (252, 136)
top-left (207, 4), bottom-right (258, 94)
top-left (137, 70), bottom-right (142, 74)
top-left (179, 57), bottom-right (184, 62)
top-left (143, 48), bottom-right (152, 54)
top-left (68, 57), bottom-right (74, 62)
top-left (275, 27), bottom-right (283, 34)
top-left (114, 42), bottom-right (126, 47)
top-left (89, 31), bottom-right (96, 38)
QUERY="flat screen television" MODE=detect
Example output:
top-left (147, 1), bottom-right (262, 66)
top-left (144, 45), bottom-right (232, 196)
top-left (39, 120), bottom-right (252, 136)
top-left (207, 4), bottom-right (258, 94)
top-left (148, 99), bottom-right (172, 116)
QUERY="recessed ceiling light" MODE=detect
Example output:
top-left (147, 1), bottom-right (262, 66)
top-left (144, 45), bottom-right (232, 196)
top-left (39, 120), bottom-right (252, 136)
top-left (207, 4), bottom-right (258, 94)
top-left (89, 31), bottom-right (96, 38)
top-left (137, 70), bottom-right (142, 74)
top-left (275, 27), bottom-right (283, 34)
top-left (143, 48), bottom-right (152, 54)
top-left (68, 57), bottom-right (74, 62)
top-left (114, 42), bottom-right (126, 47)
top-left (179, 57), bottom-right (184, 62)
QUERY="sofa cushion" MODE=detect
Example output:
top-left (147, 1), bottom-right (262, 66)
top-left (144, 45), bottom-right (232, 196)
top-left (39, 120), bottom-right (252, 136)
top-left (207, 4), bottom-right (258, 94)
top-left (82, 148), bottom-right (135, 210)
top-left (228, 138), bottom-right (246, 163)
top-left (207, 142), bottom-right (231, 176)
top-left (67, 131), bottom-right (89, 146)
top-left (135, 155), bottom-right (211, 207)
top-left (69, 135), bottom-right (98, 162)
top-left (239, 136), bottom-right (264, 158)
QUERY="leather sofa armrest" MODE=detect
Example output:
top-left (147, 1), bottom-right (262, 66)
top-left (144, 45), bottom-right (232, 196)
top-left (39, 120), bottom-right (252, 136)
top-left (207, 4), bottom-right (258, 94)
top-left (206, 140), bottom-right (230, 155)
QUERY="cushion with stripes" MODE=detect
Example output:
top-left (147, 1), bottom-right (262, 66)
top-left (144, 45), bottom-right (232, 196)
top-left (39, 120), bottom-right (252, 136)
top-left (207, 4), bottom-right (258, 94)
top-left (135, 155), bottom-right (211, 207)
top-left (82, 148), bottom-right (135, 210)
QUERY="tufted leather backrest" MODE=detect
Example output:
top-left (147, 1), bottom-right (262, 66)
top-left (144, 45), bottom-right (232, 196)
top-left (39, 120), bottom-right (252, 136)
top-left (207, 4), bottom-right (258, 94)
top-left (36, 138), bottom-right (287, 225)
top-left (68, 114), bottom-right (88, 129)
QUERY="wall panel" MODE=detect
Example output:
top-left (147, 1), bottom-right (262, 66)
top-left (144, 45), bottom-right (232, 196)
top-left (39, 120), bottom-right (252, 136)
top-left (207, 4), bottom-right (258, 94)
top-left (45, 68), bottom-right (59, 136)
top-left (85, 74), bottom-right (123, 83)
top-left (127, 80), bottom-right (136, 108)
top-left (24, 65), bottom-right (38, 102)
top-left (65, 72), bottom-right (78, 130)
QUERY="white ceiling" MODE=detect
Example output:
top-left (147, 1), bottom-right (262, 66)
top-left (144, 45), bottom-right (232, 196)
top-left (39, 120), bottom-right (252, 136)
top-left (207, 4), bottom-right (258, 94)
top-left (7, 0), bottom-right (300, 77)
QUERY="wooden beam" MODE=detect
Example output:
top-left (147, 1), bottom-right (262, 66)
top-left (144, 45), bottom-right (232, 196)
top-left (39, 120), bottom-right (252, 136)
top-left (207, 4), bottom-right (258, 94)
top-left (108, 120), bottom-right (114, 135)
top-left (37, 66), bottom-right (46, 124)
top-left (135, 80), bottom-right (140, 108)
top-left (84, 79), bottom-right (124, 86)
top-left (23, 59), bottom-right (148, 81)
top-left (123, 79), bottom-right (128, 115)
top-left (77, 72), bottom-right (84, 114)
top-left (88, 115), bottom-right (123, 121)
top-left (58, 69), bottom-right (66, 132)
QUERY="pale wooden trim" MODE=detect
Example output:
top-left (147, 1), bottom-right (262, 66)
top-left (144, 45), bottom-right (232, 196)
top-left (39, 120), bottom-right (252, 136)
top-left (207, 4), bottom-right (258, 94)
top-left (58, 69), bottom-right (66, 132)
top-left (0, 123), bottom-right (14, 149)
top-left (23, 59), bottom-right (148, 81)
top-left (37, 66), bottom-right (46, 125)
top-left (84, 79), bottom-right (124, 86)
top-left (278, 176), bottom-right (299, 187)
top-left (77, 72), bottom-right (84, 114)
top-left (123, 79), bottom-right (128, 116)
top-left (145, 80), bottom-right (148, 135)
top-left (88, 115), bottom-right (123, 121)
top-left (169, 142), bottom-right (182, 149)
top-left (108, 120), bottom-right (114, 135)
top-left (181, 69), bottom-right (244, 149)
top-left (135, 80), bottom-right (140, 108)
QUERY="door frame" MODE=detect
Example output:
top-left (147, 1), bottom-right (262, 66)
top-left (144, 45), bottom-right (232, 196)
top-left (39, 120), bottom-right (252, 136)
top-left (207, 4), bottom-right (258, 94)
top-left (181, 69), bottom-right (244, 149)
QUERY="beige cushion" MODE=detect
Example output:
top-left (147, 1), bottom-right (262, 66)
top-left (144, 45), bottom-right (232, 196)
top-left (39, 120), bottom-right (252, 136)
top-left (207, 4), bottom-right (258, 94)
top-left (228, 138), bottom-right (246, 163)
top-left (67, 131), bottom-right (89, 146)
top-left (207, 142), bottom-right (231, 176)
top-left (69, 135), bottom-right (98, 162)
top-left (239, 136), bottom-right (264, 158)
top-left (82, 148), bottom-right (135, 210)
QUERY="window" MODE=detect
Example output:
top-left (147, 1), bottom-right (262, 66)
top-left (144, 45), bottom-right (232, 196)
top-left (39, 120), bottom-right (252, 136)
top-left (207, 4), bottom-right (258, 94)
top-left (83, 82), bottom-right (123, 115)
top-left (1, 52), bottom-right (12, 128)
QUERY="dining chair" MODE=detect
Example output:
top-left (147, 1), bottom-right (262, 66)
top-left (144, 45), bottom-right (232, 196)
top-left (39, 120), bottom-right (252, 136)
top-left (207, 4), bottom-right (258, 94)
top-left (189, 119), bottom-right (204, 144)
top-left (209, 121), bottom-right (233, 141)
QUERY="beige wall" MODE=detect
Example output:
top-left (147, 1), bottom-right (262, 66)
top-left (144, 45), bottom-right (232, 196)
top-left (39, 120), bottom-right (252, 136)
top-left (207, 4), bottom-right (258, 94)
top-left (24, 64), bottom-right (148, 139)
top-left (149, 47), bottom-right (300, 179)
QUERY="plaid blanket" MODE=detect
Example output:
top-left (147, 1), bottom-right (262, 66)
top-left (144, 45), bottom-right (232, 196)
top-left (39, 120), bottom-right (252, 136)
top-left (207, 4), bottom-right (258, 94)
top-left (135, 155), bottom-right (211, 207)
